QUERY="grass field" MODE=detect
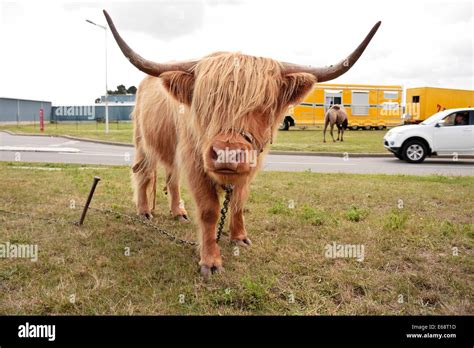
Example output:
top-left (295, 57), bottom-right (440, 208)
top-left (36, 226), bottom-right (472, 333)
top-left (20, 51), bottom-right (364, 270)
top-left (0, 162), bottom-right (472, 315)
top-left (0, 123), bottom-right (387, 153)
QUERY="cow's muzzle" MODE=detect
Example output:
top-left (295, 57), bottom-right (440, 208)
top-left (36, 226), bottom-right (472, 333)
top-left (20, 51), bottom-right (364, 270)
top-left (205, 136), bottom-right (258, 179)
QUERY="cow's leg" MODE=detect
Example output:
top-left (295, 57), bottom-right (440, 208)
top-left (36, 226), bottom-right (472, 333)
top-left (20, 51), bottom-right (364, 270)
top-left (165, 167), bottom-right (188, 221)
top-left (230, 185), bottom-right (252, 247)
top-left (131, 152), bottom-right (156, 219)
top-left (131, 137), bottom-right (158, 219)
top-left (186, 170), bottom-right (223, 277)
top-left (197, 189), bottom-right (222, 277)
top-left (330, 123), bottom-right (336, 142)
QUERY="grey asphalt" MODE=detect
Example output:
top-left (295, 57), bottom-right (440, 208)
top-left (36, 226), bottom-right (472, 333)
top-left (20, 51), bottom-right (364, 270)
top-left (1, 132), bottom-right (473, 176)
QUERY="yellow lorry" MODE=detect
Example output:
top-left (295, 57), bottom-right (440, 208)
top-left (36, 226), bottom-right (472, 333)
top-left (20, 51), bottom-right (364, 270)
top-left (285, 83), bottom-right (403, 130)
top-left (404, 87), bottom-right (474, 124)
top-left (285, 84), bottom-right (474, 129)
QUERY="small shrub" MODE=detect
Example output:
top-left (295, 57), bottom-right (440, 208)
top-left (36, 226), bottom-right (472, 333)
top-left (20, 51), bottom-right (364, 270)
top-left (300, 204), bottom-right (324, 226)
top-left (268, 201), bottom-right (291, 215)
top-left (384, 210), bottom-right (408, 231)
top-left (346, 205), bottom-right (369, 222)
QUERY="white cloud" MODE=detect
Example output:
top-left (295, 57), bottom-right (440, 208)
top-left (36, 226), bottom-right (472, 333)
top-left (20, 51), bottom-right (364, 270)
top-left (0, 0), bottom-right (472, 105)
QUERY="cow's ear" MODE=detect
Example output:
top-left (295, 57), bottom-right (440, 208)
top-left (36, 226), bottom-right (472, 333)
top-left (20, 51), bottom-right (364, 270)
top-left (160, 71), bottom-right (195, 106)
top-left (280, 73), bottom-right (316, 107)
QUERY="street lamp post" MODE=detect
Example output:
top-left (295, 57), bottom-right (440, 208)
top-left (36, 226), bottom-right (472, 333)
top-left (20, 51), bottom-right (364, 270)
top-left (86, 19), bottom-right (109, 134)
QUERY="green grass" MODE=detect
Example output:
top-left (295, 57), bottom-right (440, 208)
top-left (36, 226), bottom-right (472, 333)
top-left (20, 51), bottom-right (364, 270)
top-left (0, 123), bottom-right (134, 144)
top-left (272, 128), bottom-right (387, 153)
top-left (0, 162), bottom-right (472, 315)
top-left (0, 123), bottom-right (387, 153)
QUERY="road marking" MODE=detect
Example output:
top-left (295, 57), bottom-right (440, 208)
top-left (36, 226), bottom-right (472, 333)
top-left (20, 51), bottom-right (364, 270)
top-left (6, 166), bottom-right (108, 171)
top-left (0, 146), bottom-right (80, 153)
top-left (6, 166), bottom-right (63, 171)
top-left (58, 152), bottom-right (130, 157)
top-left (265, 161), bottom-right (356, 166)
top-left (49, 140), bottom-right (79, 147)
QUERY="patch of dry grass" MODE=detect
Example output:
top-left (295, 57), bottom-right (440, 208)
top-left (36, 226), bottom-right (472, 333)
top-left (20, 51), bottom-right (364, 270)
top-left (0, 162), bottom-right (472, 315)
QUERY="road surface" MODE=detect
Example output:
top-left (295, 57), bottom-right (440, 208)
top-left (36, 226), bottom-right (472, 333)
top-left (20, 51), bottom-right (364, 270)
top-left (1, 132), bottom-right (473, 176)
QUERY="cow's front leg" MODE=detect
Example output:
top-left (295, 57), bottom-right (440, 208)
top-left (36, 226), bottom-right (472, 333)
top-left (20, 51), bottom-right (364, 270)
top-left (197, 198), bottom-right (223, 277)
top-left (188, 174), bottom-right (223, 277)
top-left (229, 185), bottom-right (252, 246)
top-left (230, 209), bottom-right (252, 246)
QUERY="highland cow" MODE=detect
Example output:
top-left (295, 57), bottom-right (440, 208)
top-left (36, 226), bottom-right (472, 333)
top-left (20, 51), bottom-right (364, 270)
top-left (104, 10), bottom-right (381, 277)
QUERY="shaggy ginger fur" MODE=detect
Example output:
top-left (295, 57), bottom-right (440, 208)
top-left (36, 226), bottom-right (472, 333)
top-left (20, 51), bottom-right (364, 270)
top-left (131, 52), bottom-right (315, 275)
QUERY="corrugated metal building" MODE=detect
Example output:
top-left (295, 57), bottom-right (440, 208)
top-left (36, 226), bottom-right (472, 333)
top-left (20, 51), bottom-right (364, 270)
top-left (0, 97), bottom-right (52, 123)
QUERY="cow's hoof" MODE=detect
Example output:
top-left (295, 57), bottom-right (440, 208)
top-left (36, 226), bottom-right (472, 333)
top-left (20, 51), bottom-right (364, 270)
top-left (232, 237), bottom-right (252, 247)
top-left (140, 212), bottom-right (153, 220)
top-left (200, 265), bottom-right (224, 280)
top-left (177, 214), bottom-right (190, 222)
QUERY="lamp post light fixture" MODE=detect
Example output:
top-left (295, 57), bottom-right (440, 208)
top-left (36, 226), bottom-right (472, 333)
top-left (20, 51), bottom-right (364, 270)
top-left (86, 19), bottom-right (109, 134)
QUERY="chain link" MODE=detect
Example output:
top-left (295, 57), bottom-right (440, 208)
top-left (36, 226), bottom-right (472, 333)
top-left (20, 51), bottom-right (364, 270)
top-left (216, 185), bottom-right (233, 243)
top-left (88, 206), bottom-right (198, 247)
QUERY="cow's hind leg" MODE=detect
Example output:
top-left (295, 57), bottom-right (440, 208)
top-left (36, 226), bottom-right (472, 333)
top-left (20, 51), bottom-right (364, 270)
top-left (131, 148), bottom-right (157, 219)
top-left (165, 166), bottom-right (189, 221)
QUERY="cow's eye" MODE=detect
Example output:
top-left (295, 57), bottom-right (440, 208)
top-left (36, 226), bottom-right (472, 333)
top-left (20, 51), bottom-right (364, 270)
top-left (242, 132), bottom-right (253, 144)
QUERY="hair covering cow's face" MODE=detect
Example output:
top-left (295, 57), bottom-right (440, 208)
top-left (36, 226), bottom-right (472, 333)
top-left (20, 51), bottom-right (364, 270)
top-left (103, 10), bottom-right (381, 185)
top-left (160, 52), bottom-right (316, 185)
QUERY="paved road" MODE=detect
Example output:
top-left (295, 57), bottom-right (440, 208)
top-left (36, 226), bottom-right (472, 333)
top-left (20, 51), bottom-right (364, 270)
top-left (1, 132), bottom-right (473, 176)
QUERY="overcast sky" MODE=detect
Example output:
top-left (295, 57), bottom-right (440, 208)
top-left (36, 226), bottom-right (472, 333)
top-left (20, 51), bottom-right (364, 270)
top-left (0, 0), bottom-right (472, 105)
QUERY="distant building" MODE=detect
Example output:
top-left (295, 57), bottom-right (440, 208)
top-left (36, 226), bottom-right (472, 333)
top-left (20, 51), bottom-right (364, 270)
top-left (99, 94), bottom-right (136, 104)
top-left (0, 97), bottom-right (52, 123)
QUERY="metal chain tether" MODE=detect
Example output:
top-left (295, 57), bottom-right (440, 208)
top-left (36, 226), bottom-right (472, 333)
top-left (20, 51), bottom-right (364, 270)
top-left (216, 185), bottom-right (233, 243)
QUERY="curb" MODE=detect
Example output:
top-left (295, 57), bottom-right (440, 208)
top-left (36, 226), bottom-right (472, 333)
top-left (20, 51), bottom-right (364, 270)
top-left (1, 130), bottom-right (133, 147)
top-left (2, 131), bottom-right (474, 159)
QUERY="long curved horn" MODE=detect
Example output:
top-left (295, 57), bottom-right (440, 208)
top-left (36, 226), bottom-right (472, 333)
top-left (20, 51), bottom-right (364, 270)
top-left (281, 21), bottom-right (381, 82)
top-left (103, 10), bottom-right (197, 77)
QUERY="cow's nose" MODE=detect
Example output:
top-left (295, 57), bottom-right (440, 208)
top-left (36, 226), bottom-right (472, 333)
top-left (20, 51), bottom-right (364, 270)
top-left (210, 146), bottom-right (219, 161)
top-left (208, 143), bottom-right (248, 173)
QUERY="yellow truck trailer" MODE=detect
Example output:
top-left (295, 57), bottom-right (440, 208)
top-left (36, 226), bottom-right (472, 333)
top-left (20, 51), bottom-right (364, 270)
top-left (285, 83), bottom-right (403, 130)
top-left (404, 87), bottom-right (474, 124)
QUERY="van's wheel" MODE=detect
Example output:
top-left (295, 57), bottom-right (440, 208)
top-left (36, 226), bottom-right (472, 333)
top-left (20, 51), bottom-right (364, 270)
top-left (351, 126), bottom-right (358, 130)
top-left (364, 126), bottom-right (371, 130)
top-left (402, 140), bottom-right (427, 163)
top-left (377, 125), bottom-right (385, 130)
top-left (279, 120), bottom-right (290, 131)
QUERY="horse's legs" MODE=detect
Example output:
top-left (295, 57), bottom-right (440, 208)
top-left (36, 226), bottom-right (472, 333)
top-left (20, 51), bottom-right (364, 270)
top-left (340, 127), bottom-right (344, 142)
top-left (337, 126), bottom-right (341, 141)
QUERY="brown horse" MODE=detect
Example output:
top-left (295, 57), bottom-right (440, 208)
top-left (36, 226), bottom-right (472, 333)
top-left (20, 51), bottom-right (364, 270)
top-left (323, 105), bottom-right (348, 142)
